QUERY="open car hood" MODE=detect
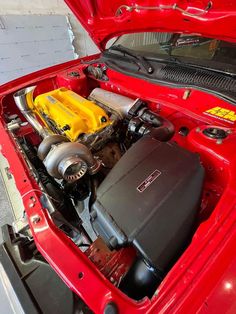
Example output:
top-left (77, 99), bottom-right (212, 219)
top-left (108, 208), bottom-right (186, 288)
top-left (65, 0), bottom-right (236, 49)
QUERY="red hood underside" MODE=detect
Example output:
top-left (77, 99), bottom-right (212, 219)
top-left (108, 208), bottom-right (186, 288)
top-left (65, 0), bottom-right (236, 49)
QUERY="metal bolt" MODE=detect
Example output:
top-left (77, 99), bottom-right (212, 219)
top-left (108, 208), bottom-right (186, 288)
top-left (32, 216), bottom-right (40, 224)
top-left (183, 89), bottom-right (191, 100)
top-left (101, 116), bottom-right (107, 123)
top-left (28, 196), bottom-right (36, 208)
top-left (78, 272), bottom-right (84, 279)
top-left (69, 71), bottom-right (80, 77)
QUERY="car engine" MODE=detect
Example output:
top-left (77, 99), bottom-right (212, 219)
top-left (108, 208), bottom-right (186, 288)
top-left (10, 82), bottom-right (204, 300)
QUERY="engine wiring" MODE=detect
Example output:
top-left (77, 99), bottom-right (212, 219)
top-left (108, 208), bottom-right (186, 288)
top-left (21, 188), bottom-right (61, 204)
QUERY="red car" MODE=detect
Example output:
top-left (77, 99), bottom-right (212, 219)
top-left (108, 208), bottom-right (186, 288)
top-left (1, 1), bottom-right (236, 313)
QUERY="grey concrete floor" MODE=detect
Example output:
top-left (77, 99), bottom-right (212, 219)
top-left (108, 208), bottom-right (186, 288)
top-left (0, 177), bottom-right (13, 243)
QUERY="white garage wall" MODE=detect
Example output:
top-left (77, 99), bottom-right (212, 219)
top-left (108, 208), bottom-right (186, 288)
top-left (0, 15), bottom-right (80, 84)
top-left (0, 0), bottom-right (99, 57)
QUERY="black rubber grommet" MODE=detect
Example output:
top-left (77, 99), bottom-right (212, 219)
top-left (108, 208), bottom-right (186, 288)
top-left (179, 126), bottom-right (189, 137)
top-left (203, 127), bottom-right (227, 139)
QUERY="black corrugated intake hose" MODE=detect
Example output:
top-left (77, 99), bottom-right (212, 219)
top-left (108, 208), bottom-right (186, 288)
top-left (145, 113), bottom-right (175, 141)
top-left (129, 108), bottom-right (175, 142)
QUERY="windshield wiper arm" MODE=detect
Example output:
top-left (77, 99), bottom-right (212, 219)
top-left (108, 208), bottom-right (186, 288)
top-left (108, 45), bottom-right (154, 74)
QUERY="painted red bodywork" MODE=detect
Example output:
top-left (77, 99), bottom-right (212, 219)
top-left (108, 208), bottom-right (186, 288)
top-left (1, 1), bottom-right (236, 313)
top-left (1, 62), bottom-right (236, 313)
top-left (65, 0), bottom-right (236, 49)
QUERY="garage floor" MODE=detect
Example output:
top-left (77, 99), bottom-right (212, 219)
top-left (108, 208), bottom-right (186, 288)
top-left (0, 176), bottom-right (13, 243)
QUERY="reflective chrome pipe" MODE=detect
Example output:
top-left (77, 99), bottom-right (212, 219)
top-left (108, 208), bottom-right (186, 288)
top-left (13, 86), bottom-right (50, 138)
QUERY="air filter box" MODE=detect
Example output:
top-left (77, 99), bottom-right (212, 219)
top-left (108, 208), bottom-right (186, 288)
top-left (91, 137), bottom-right (204, 271)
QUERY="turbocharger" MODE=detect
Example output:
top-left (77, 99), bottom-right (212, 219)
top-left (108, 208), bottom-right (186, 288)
top-left (14, 86), bottom-right (101, 182)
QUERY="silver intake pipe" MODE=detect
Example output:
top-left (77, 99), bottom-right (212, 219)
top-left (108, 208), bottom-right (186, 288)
top-left (89, 88), bottom-right (137, 119)
top-left (13, 86), bottom-right (50, 138)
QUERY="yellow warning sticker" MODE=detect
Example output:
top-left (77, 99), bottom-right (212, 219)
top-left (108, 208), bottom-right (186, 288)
top-left (204, 106), bottom-right (236, 124)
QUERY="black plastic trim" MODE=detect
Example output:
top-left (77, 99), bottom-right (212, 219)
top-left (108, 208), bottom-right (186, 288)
top-left (102, 58), bottom-right (236, 106)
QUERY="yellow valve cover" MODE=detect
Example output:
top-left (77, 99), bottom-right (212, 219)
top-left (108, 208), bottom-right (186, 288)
top-left (33, 88), bottom-right (111, 142)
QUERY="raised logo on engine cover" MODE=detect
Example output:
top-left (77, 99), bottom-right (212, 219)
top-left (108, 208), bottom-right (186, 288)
top-left (137, 169), bottom-right (161, 193)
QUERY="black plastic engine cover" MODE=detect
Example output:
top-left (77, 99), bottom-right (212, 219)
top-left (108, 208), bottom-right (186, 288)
top-left (92, 137), bottom-right (204, 271)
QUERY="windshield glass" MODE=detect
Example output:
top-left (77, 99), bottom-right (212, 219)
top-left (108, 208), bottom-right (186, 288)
top-left (113, 32), bottom-right (236, 68)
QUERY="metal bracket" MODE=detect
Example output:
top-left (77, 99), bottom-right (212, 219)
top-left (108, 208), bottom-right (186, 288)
top-left (75, 195), bottom-right (98, 242)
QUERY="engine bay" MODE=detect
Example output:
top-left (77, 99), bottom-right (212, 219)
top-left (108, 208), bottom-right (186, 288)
top-left (1, 61), bottom-right (235, 304)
